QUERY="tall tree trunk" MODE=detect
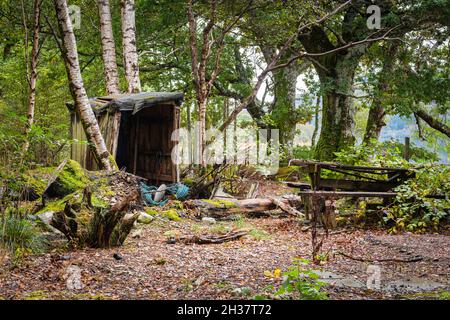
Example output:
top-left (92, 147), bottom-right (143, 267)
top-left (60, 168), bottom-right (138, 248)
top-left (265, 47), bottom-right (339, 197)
top-left (313, 53), bottom-right (359, 160)
top-left (98, 0), bottom-right (120, 95)
top-left (363, 44), bottom-right (398, 144)
top-left (363, 104), bottom-right (386, 144)
top-left (22, 0), bottom-right (41, 155)
top-left (120, 0), bottom-right (141, 93)
top-left (54, 0), bottom-right (113, 171)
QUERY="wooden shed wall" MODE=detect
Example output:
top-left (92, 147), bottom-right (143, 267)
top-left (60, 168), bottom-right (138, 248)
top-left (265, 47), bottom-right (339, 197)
top-left (70, 103), bottom-right (180, 183)
top-left (70, 111), bottom-right (117, 171)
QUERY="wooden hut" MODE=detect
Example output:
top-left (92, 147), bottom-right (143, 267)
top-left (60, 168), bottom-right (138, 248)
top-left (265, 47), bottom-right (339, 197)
top-left (67, 92), bottom-right (184, 183)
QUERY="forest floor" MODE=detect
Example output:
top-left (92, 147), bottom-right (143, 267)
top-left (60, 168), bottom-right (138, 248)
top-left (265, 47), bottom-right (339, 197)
top-left (1, 218), bottom-right (449, 300)
top-left (0, 180), bottom-right (449, 300)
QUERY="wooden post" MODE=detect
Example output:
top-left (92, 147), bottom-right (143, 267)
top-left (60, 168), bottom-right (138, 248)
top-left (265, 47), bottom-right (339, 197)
top-left (404, 136), bottom-right (410, 161)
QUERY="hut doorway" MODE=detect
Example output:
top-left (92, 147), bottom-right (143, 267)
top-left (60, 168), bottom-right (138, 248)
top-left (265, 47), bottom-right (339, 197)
top-left (116, 104), bottom-right (177, 184)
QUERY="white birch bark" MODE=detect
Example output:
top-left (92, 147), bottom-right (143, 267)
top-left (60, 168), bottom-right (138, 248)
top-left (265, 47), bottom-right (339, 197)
top-left (22, 0), bottom-right (41, 154)
top-left (54, 0), bottom-right (113, 171)
top-left (97, 0), bottom-right (120, 95)
top-left (97, 0), bottom-right (120, 94)
top-left (120, 0), bottom-right (141, 93)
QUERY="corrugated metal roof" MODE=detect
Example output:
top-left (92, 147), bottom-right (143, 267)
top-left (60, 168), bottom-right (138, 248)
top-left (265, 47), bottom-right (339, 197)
top-left (67, 92), bottom-right (184, 115)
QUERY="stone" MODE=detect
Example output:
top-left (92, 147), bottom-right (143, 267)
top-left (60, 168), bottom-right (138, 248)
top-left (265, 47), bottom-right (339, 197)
top-left (137, 212), bottom-right (154, 224)
top-left (37, 211), bottom-right (54, 225)
top-left (113, 253), bottom-right (123, 260)
top-left (130, 229), bottom-right (143, 239)
top-left (202, 217), bottom-right (216, 224)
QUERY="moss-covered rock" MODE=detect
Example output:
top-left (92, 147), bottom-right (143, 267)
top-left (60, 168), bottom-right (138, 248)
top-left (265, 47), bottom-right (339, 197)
top-left (45, 160), bottom-right (89, 197)
top-left (161, 209), bottom-right (181, 221)
top-left (35, 191), bottom-right (83, 216)
top-left (137, 212), bottom-right (154, 224)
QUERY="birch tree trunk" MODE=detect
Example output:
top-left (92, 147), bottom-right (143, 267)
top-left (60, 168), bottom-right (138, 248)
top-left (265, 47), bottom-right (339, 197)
top-left (22, 0), bottom-right (41, 155)
top-left (54, 0), bottom-right (113, 171)
top-left (120, 0), bottom-right (141, 93)
top-left (97, 0), bottom-right (120, 95)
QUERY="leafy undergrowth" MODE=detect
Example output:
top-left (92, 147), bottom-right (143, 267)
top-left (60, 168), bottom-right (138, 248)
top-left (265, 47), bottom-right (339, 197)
top-left (255, 258), bottom-right (328, 300)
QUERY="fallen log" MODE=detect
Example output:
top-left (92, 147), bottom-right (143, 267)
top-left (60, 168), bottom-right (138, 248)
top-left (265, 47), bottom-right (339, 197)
top-left (184, 197), bottom-right (303, 218)
top-left (167, 229), bottom-right (249, 244)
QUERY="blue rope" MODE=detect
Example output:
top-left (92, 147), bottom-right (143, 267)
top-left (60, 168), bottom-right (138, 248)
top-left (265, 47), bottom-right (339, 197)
top-left (140, 182), bottom-right (189, 206)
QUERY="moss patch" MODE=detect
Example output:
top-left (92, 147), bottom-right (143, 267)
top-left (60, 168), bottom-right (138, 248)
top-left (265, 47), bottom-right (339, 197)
top-left (203, 199), bottom-right (236, 208)
top-left (21, 167), bottom-right (55, 195)
top-left (182, 177), bottom-right (194, 185)
top-left (161, 209), bottom-right (181, 221)
top-left (275, 166), bottom-right (300, 181)
top-left (108, 154), bottom-right (119, 171)
top-left (91, 195), bottom-right (108, 208)
top-left (144, 207), bottom-right (158, 216)
top-left (53, 160), bottom-right (89, 195)
top-left (168, 200), bottom-right (184, 210)
top-left (24, 290), bottom-right (48, 300)
top-left (35, 191), bottom-right (83, 215)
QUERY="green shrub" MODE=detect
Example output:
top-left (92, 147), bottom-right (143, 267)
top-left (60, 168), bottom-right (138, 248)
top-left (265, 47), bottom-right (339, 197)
top-left (0, 212), bottom-right (47, 257)
top-left (292, 146), bottom-right (314, 160)
top-left (334, 140), bottom-right (439, 167)
top-left (255, 258), bottom-right (328, 300)
top-left (383, 165), bottom-right (449, 233)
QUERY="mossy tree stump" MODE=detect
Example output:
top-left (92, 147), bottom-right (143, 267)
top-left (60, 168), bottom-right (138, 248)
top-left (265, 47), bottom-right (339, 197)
top-left (51, 187), bottom-right (140, 248)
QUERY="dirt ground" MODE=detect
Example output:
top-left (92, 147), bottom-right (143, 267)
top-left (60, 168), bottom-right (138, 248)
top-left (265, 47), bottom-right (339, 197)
top-left (0, 214), bottom-right (449, 300)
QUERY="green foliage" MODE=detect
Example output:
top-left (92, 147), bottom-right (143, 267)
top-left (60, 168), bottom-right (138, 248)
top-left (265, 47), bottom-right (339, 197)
top-left (334, 139), bottom-right (439, 167)
top-left (292, 146), bottom-right (314, 160)
top-left (383, 165), bottom-right (449, 233)
top-left (439, 291), bottom-right (450, 300)
top-left (255, 258), bottom-right (328, 300)
top-left (0, 211), bottom-right (47, 258)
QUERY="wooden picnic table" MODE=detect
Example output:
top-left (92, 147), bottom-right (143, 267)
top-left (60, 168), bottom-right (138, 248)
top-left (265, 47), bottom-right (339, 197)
top-left (286, 160), bottom-right (417, 228)
top-left (288, 159), bottom-right (415, 192)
